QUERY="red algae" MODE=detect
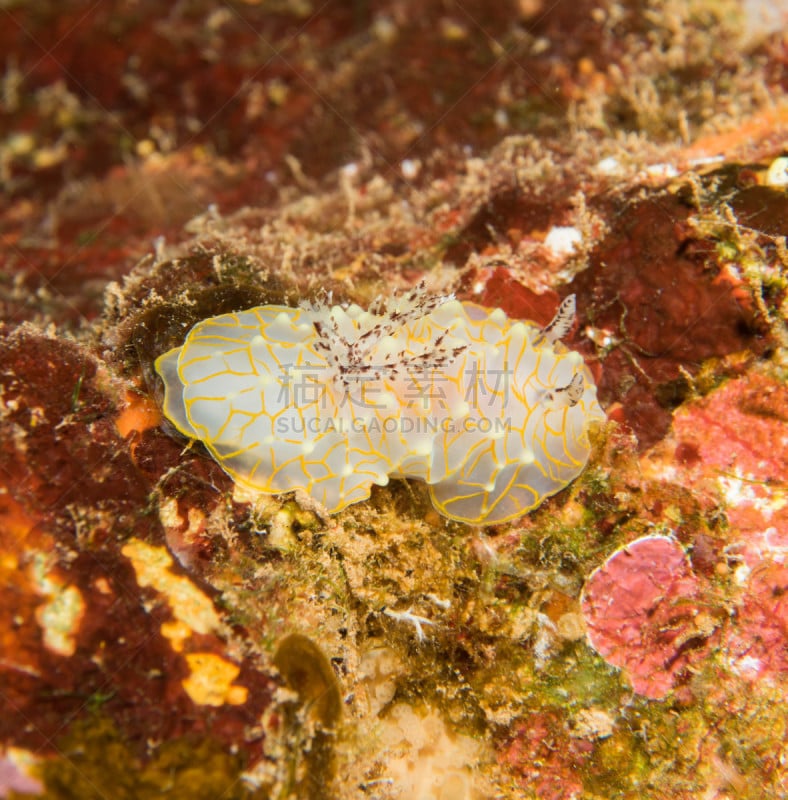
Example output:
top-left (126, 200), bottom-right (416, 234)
top-left (725, 560), bottom-right (788, 683)
top-left (0, 327), bottom-right (273, 767)
top-left (569, 193), bottom-right (769, 450)
top-left (581, 371), bottom-right (788, 701)
top-left (580, 535), bottom-right (713, 700)
top-left (498, 712), bottom-right (588, 800)
top-left (459, 265), bottom-right (561, 325)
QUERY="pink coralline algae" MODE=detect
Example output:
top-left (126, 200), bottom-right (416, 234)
top-left (0, 754), bottom-right (43, 798)
top-left (725, 560), bottom-right (788, 682)
top-left (670, 374), bottom-right (788, 683)
top-left (580, 535), bottom-right (712, 700)
top-left (582, 374), bottom-right (788, 699)
top-left (672, 373), bottom-right (788, 569)
top-left (582, 532), bottom-right (788, 698)
top-left (498, 712), bottom-right (589, 800)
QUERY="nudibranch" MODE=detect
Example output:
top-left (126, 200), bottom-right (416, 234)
top-left (154, 284), bottom-right (604, 525)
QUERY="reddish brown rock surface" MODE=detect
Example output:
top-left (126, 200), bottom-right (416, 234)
top-left (1, 1), bottom-right (787, 798)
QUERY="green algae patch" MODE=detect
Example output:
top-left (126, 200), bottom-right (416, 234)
top-left (21, 717), bottom-right (264, 800)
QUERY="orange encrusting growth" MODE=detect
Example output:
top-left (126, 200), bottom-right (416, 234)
top-left (116, 389), bottom-right (163, 440)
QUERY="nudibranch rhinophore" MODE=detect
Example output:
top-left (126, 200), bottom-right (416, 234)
top-left (154, 284), bottom-right (604, 525)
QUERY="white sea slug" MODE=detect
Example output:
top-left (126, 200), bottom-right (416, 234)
top-left (154, 284), bottom-right (604, 525)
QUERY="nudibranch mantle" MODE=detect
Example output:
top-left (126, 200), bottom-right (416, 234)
top-left (154, 287), bottom-right (604, 525)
